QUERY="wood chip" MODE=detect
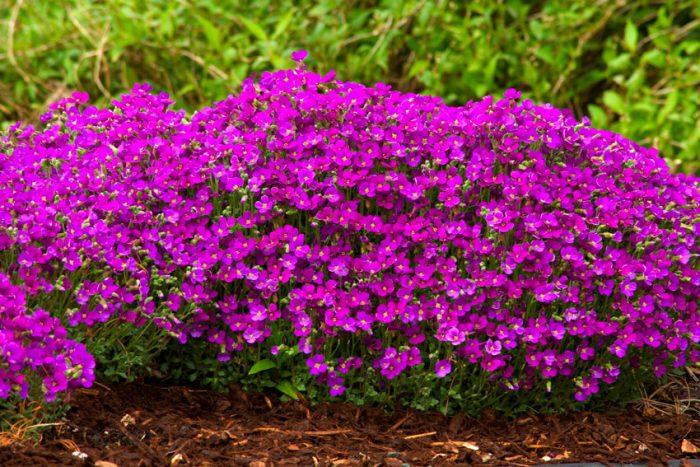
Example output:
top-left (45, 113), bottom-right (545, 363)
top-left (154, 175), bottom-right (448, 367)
top-left (681, 439), bottom-right (700, 453)
top-left (403, 431), bottom-right (437, 440)
top-left (432, 440), bottom-right (479, 451)
top-left (222, 430), bottom-right (237, 439)
top-left (95, 462), bottom-right (119, 467)
top-left (457, 441), bottom-right (480, 451)
top-left (304, 429), bottom-right (352, 436)
top-left (120, 413), bottom-right (136, 427)
top-left (388, 413), bottom-right (412, 432)
top-left (252, 428), bottom-right (350, 437)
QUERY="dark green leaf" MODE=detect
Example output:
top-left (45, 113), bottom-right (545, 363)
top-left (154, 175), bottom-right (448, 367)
top-left (248, 359), bottom-right (276, 375)
top-left (275, 380), bottom-right (300, 400)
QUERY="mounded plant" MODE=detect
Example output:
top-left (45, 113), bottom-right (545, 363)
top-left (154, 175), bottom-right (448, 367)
top-left (0, 52), bottom-right (698, 415)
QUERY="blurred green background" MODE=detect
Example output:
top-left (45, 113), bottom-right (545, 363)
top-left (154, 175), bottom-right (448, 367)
top-left (1, 0), bottom-right (698, 172)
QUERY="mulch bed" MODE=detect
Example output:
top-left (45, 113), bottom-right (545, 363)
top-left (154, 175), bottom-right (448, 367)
top-left (1, 381), bottom-right (699, 466)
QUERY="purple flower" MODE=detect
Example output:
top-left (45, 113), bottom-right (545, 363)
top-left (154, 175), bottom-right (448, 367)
top-left (579, 346), bottom-right (595, 361)
top-left (610, 340), bottom-right (627, 358)
top-left (435, 359), bottom-right (452, 378)
top-left (620, 280), bottom-right (637, 298)
top-left (307, 354), bottom-right (327, 376)
top-left (484, 339), bottom-right (502, 356)
top-left (164, 209), bottom-right (180, 224)
top-left (444, 327), bottom-right (465, 346)
top-left (64, 251), bottom-right (82, 272)
top-left (328, 376), bottom-right (346, 396)
top-left (560, 246), bottom-right (583, 263)
top-left (291, 49), bottom-right (308, 62)
top-left (534, 284), bottom-right (557, 303)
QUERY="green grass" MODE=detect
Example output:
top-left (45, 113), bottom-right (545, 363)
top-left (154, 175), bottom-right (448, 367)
top-left (1, 0), bottom-right (698, 172)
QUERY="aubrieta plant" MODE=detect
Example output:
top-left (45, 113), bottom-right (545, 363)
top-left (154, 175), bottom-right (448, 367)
top-left (0, 51), bottom-right (698, 408)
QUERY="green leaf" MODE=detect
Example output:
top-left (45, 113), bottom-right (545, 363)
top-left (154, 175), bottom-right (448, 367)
top-left (535, 45), bottom-right (555, 65)
top-left (239, 16), bottom-right (268, 42)
top-left (275, 380), bottom-right (300, 400)
top-left (248, 359), bottom-right (276, 375)
top-left (195, 15), bottom-right (222, 49)
top-left (606, 53), bottom-right (631, 72)
top-left (159, 11), bottom-right (174, 39)
top-left (408, 59), bottom-right (429, 79)
top-left (624, 20), bottom-right (638, 52)
top-left (602, 90), bottom-right (625, 114)
top-left (272, 9), bottom-right (294, 40)
top-left (641, 49), bottom-right (665, 68)
top-left (625, 69), bottom-right (645, 94)
top-left (657, 90), bottom-right (679, 125)
top-left (529, 19), bottom-right (544, 39)
top-left (587, 104), bottom-right (608, 127)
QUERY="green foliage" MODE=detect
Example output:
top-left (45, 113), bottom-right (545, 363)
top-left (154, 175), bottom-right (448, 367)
top-left (155, 325), bottom-right (661, 418)
top-left (248, 359), bottom-right (277, 375)
top-left (0, 0), bottom-right (697, 172)
top-left (70, 319), bottom-right (169, 383)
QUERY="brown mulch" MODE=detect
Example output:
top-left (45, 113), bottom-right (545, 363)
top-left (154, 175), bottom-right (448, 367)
top-left (0, 381), bottom-right (699, 466)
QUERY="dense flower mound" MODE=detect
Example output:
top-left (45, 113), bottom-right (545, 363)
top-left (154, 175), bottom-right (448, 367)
top-left (1, 53), bottom-right (698, 403)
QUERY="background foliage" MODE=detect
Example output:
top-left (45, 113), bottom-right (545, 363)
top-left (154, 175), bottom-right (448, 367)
top-left (0, 0), bottom-right (698, 172)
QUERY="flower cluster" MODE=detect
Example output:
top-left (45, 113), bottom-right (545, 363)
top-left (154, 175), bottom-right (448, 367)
top-left (1, 52), bottom-right (698, 403)
top-left (0, 273), bottom-right (94, 401)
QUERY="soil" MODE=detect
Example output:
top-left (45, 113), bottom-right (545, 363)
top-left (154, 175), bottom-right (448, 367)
top-left (0, 381), bottom-right (699, 466)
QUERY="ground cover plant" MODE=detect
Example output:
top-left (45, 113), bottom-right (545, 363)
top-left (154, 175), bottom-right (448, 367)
top-left (0, 53), bottom-right (699, 425)
top-left (1, 0), bottom-right (698, 173)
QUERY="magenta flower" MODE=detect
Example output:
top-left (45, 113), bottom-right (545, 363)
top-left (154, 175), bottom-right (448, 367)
top-left (291, 49), bottom-right (308, 62)
top-left (620, 280), bottom-right (637, 298)
top-left (64, 251), bottom-right (82, 272)
top-left (534, 284), bottom-right (557, 303)
top-left (444, 327), bottom-right (465, 346)
top-left (328, 376), bottom-right (346, 396)
top-left (163, 209), bottom-right (180, 224)
top-left (579, 346), bottom-right (595, 361)
top-left (435, 359), bottom-right (452, 378)
top-left (484, 339), bottom-right (502, 356)
top-left (307, 354), bottom-right (327, 376)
